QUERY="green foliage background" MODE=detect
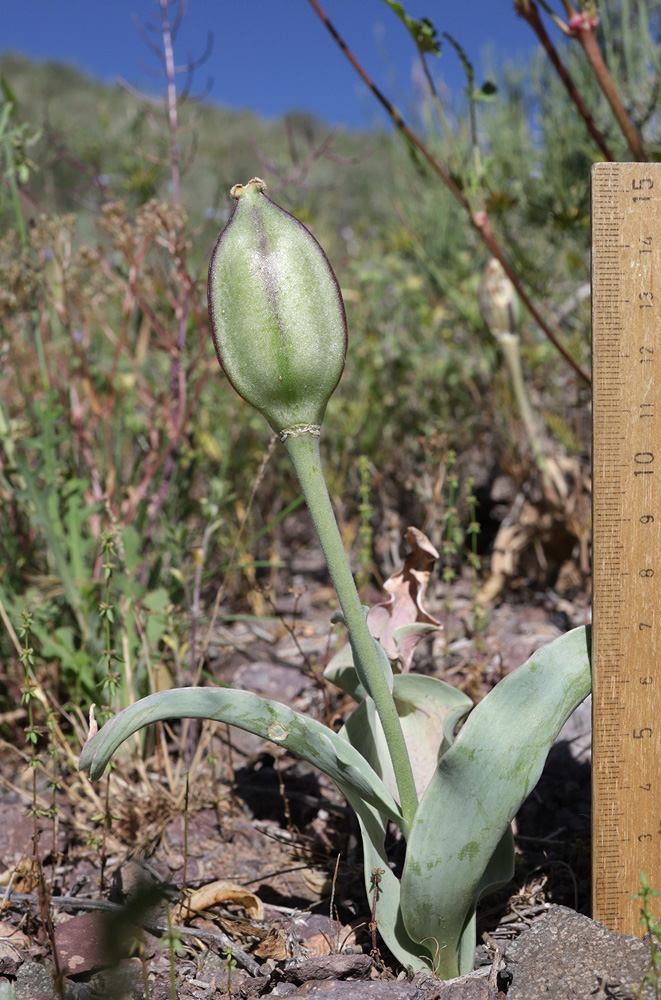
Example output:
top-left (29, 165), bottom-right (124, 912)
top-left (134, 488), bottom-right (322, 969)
top-left (0, 0), bottom-right (657, 712)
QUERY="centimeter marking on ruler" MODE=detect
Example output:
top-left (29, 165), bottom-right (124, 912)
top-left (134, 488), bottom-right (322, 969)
top-left (592, 162), bottom-right (661, 934)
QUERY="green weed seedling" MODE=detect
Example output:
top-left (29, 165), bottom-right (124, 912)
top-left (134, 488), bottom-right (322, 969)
top-left (634, 873), bottom-right (661, 1000)
top-left (80, 179), bottom-right (592, 979)
top-left (224, 948), bottom-right (238, 996)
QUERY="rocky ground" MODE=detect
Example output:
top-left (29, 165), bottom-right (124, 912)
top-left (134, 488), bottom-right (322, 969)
top-left (0, 530), bottom-right (656, 1000)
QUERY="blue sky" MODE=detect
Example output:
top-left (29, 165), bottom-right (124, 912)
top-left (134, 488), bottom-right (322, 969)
top-left (2, 1), bottom-right (540, 129)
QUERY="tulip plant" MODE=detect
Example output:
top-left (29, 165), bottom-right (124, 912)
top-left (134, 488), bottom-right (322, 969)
top-left (79, 178), bottom-right (592, 979)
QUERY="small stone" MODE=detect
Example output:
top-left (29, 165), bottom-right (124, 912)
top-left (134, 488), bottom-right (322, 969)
top-left (66, 982), bottom-right (93, 999)
top-left (54, 911), bottom-right (109, 976)
top-left (14, 961), bottom-right (54, 999)
top-left (505, 904), bottom-right (656, 999)
top-left (281, 954), bottom-right (372, 983)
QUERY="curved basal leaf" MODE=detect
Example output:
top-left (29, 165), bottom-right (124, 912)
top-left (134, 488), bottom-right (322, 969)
top-left (340, 706), bottom-right (435, 971)
top-left (475, 825), bottom-right (515, 903)
top-left (455, 826), bottom-right (515, 976)
top-left (327, 610), bottom-right (393, 699)
top-left (343, 673), bottom-right (472, 802)
top-left (401, 625), bottom-right (591, 979)
top-left (391, 622), bottom-right (439, 668)
top-left (78, 687), bottom-right (403, 827)
top-left (338, 673), bottom-right (472, 971)
top-left (341, 787), bottom-right (430, 971)
top-left (324, 657), bottom-right (369, 703)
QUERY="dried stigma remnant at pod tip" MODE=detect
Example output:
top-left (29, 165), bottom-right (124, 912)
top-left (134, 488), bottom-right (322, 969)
top-left (207, 177), bottom-right (347, 436)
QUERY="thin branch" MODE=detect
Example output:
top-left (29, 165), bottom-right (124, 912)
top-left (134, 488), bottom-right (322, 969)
top-left (526, 0), bottom-right (648, 161)
top-left (574, 18), bottom-right (648, 161)
top-left (0, 887), bottom-right (262, 976)
top-left (117, 77), bottom-right (163, 108)
top-left (159, 0), bottom-right (181, 206)
top-left (256, 125), bottom-right (339, 193)
top-left (131, 12), bottom-right (167, 65)
top-left (515, 0), bottom-right (615, 161)
top-left (306, 0), bottom-right (590, 385)
top-left (181, 31), bottom-right (213, 73)
top-left (474, 212), bottom-right (589, 383)
top-left (306, 0), bottom-right (468, 208)
top-left (168, 0), bottom-right (186, 43)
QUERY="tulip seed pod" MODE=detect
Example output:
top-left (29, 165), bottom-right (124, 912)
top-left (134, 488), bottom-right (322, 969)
top-left (207, 178), bottom-right (347, 436)
top-left (479, 257), bottom-right (522, 340)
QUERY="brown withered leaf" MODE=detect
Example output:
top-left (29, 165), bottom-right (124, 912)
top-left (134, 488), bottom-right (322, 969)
top-left (254, 925), bottom-right (288, 960)
top-left (0, 920), bottom-right (29, 962)
top-left (0, 858), bottom-right (40, 894)
top-left (367, 526), bottom-right (442, 672)
top-left (478, 500), bottom-right (545, 605)
top-left (302, 928), bottom-right (359, 957)
top-left (172, 879), bottom-right (264, 924)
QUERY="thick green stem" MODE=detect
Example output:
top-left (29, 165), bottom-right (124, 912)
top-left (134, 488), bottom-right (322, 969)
top-left (283, 432), bottom-right (418, 830)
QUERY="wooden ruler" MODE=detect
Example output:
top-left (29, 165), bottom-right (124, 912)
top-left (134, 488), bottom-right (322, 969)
top-left (592, 162), bottom-right (661, 934)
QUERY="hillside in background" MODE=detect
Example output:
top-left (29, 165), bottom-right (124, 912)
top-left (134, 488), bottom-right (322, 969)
top-left (0, 38), bottom-right (603, 603)
top-left (0, 50), bottom-right (400, 263)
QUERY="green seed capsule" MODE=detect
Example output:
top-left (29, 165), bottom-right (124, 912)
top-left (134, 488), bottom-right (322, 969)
top-left (207, 178), bottom-right (347, 436)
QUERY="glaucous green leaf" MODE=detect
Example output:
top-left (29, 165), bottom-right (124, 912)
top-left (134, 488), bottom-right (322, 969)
top-left (400, 625), bottom-right (591, 979)
top-left (79, 686), bottom-right (403, 827)
top-left (324, 648), bottom-right (369, 704)
top-left (338, 673), bottom-right (473, 971)
top-left (342, 673), bottom-right (472, 802)
top-left (341, 787), bottom-right (429, 970)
